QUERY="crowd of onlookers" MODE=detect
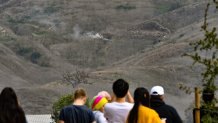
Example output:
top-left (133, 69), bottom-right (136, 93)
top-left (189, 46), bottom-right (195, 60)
top-left (0, 78), bottom-right (182, 123)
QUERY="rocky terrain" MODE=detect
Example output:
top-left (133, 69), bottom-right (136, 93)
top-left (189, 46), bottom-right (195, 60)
top-left (0, 0), bottom-right (218, 122)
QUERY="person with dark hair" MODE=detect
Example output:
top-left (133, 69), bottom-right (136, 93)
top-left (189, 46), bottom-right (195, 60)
top-left (126, 87), bottom-right (161, 123)
top-left (59, 88), bottom-right (95, 123)
top-left (150, 86), bottom-right (182, 123)
top-left (104, 79), bottom-right (134, 123)
top-left (0, 87), bottom-right (27, 123)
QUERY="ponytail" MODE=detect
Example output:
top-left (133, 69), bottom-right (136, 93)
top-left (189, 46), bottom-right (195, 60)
top-left (127, 102), bottom-right (139, 123)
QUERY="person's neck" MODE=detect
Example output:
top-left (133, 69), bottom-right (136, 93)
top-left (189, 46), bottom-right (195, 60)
top-left (115, 97), bottom-right (126, 103)
top-left (73, 99), bottom-right (84, 106)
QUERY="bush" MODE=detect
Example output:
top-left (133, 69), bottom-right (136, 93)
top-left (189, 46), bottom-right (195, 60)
top-left (17, 47), bottom-right (33, 56)
top-left (51, 94), bottom-right (91, 123)
top-left (154, 1), bottom-right (183, 14)
top-left (51, 94), bottom-right (73, 123)
top-left (30, 52), bottom-right (41, 64)
top-left (115, 4), bottom-right (136, 11)
top-left (14, 44), bottom-right (50, 67)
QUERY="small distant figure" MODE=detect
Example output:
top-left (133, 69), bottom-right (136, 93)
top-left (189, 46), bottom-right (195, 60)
top-left (104, 79), bottom-right (134, 123)
top-left (126, 87), bottom-right (161, 123)
top-left (150, 86), bottom-right (182, 123)
top-left (0, 87), bottom-right (27, 123)
top-left (59, 88), bottom-right (95, 123)
top-left (97, 91), bottom-right (112, 102)
top-left (91, 95), bottom-right (108, 123)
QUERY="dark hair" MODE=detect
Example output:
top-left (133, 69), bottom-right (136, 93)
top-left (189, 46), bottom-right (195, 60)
top-left (0, 87), bottom-right (26, 123)
top-left (127, 87), bottom-right (150, 123)
top-left (112, 79), bottom-right (129, 98)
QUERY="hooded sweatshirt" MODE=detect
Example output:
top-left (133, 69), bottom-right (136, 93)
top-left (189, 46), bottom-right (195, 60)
top-left (150, 96), bottom-right (182, 123)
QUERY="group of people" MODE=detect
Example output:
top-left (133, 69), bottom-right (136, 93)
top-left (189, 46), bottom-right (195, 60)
top-left (0, 79), bottom-right (182, 123)
top-left (59, 79), bottom-right (182, 123)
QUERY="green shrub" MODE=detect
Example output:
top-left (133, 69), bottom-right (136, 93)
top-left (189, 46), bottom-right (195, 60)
top-left (30, 52), bottom-right (41, 64)
top-left (51, 94), bottom-right (91, 123)
top-left (16, 46), bottom-right (33, 57)
top-left (51, 94), bottom-right (73, 123)
top-left (154, 1), bottom-right (183, 14)
top-left (44, 5), bottom-right (61, 14)
top-left (14, 44), bottom-right (50, 67)
top-left (0, 35), bottom-right (16, 43)
top-left (115, 4), bottom-right (136, 11)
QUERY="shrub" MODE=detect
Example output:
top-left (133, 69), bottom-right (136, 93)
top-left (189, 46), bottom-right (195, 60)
top-left (17, 47), bottom-right (33, 56)
top-left (51, 94), bottom-right (90, 123)
top-left (62, 70), bottom-right (89, 87)
top-left (185, 1), bottom-right (218, 122)
top-left (154, 1), bottom-right (183, 14)
top-left (30, 52), bottom-right (41, 64)
top-left (51, 94), bottom-right (73, 123)
top-left (13, 43), bottom-right (50, 67)
top-left (115, 4), bottom-right (136, 11)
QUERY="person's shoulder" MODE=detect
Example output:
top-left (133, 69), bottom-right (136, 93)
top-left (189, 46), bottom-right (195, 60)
top-left (93, 110), bottom-right (104, 116)
top-left (139, 105), bottom-right (159, 115)
top-left (105, 102), bottom-right (133, 106)
top-left (62, 105), bottom-right (73, 109)
top-left (164, 104), bottom-right (177, 110)
top-left (79, 105), bottom-right (92, 111)
top-left (104, 102), bottom-right (115, 108)
top-left (123, 102), bottom-right (134, 107)
top-left (164, 103), bottom-right (180, 114)
top-left (126, 102), bottom-right (134, 105)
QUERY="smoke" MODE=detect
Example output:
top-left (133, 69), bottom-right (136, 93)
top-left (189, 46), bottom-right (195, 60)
top-left (85, 31), bottom-right (110, 41)
top-left (73, 24), bottom-right (81, 39)
top-left (72, 24), bottom-right (110, 41)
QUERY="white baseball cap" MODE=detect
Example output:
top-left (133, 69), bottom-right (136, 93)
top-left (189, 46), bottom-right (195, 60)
top-left (150, 86), bottom-right (164, 95)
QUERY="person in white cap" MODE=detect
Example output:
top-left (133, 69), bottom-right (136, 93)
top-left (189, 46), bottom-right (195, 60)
top-left (150, 86), bottom-right (182, 123)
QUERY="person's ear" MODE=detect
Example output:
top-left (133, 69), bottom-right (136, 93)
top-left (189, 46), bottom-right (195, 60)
top-left (83, 96), bottom-right (87, 103)
top-left (160, 95), bottom-right (164, 100)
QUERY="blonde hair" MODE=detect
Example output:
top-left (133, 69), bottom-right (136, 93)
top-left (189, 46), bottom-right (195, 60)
top-left (74, 88), bottom-right (86, 99)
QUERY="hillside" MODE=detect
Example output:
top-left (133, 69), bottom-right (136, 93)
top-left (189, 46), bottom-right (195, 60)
top-left (0, 0), bottom-right (217, 122)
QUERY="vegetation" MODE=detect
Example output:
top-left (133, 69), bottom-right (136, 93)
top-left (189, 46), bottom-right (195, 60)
top-left (44, 2), bottom-right (61, 15)
top-left (12, 43), bottom-right (50, 67)
top-left (115, 3), bottom-right (136, 11)
top-left (62, 70), bottom-right (89, 87)
top-left (186, 1), bottom-right (218, 122)
top-left (154, 1), bottom-right (184, 14)
top-left (51, 94), bottom-right (90, 123)
top-left (51, 94), bottom-right (72, 123)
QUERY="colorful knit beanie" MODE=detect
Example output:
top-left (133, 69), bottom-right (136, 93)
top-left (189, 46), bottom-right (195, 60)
top-left (91, 95), bottom-right (108, 110)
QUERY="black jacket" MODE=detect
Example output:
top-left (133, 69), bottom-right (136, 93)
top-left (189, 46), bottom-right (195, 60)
top-left (150, 97), bottom-right (182, 123)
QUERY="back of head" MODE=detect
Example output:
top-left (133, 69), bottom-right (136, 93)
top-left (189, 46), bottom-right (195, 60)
top-left (127, 87), bottom-right (150, 123)
top-left (74, 88), bottom-right (86, 100)
top-left (150, 86), bottom-right (164, 96)
top-left (0, 87), bottom-right (18, 108)
top-left (91, 96), bottom-right (108, 110)
top-left (134, 87), bottom-right (150, 107)
top-left (150, 86), bottom-right (164, 101)
top-left (112, 79), bottom-right (129, 98)
top-left (97, 91), bottom-right (111, 101)
top-left (0, 87), bottom-right (26, 123)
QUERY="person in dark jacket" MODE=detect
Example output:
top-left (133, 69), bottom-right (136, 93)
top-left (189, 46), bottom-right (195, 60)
top-left (150, 86), bottom-right (182, 123)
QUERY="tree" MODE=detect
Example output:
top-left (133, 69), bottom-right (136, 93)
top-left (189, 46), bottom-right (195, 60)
top-left (186, 1), bottom-right (218, 122)
top-left (62, 69), bottom-right (89, 87)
